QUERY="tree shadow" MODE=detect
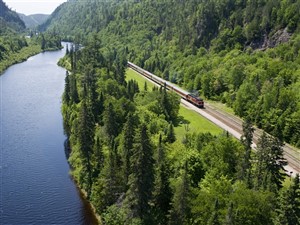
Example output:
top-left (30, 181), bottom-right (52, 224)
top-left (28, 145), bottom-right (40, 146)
top-left (174, 115), bottom-right (190, 127)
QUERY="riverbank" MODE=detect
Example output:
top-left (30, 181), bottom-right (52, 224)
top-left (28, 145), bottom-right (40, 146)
top-left (0, 45), bottom-right (41, 75)
top-left (0, 41), bottom-right (63, 75)
top-left (1, 43), bottom-right (100, 224)
top-left (59, 54), bottom-right (102, 224)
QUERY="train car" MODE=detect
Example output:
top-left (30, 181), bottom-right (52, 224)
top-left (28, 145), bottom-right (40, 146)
top-left (128, 61), bottom-right (204, 108)
top-left (186, 94), bottom-right (204, 108)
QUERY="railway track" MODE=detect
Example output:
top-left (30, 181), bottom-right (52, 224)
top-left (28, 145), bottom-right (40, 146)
top-left (128, 64), bottom-right (300, 176)
top-left (203, 103), bottom-right (300, 175)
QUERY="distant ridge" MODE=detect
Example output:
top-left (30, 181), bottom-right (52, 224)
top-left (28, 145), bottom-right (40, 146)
top-left (0, 0), bottom-right (25, 33)
top-left (18, 13), bottom-right (49, 28)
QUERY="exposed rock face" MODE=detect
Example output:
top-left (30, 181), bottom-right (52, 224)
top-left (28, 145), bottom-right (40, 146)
top-left (251, 27), bottom-right (292, 50)
top-left (263, 27), bottom-right (292, 48)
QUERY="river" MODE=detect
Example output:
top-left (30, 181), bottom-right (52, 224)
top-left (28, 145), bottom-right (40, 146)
top-left (0, 43), bottom-right (98, 225)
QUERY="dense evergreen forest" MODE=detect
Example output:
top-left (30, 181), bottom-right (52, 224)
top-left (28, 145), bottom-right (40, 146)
top-left (61, 39), bottom-right (300, 224)
top-left (41, 0), bottom-right (300, 224)
top-left (0, 0), bottom-right (62, 74)
top-left (42, 0), bottom-right (300, 147)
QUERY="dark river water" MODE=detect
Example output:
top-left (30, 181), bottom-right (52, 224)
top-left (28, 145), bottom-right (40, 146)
top-left (0, 43), bottom-right (98, 225)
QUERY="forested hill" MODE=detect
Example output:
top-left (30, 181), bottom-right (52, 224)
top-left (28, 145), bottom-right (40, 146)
top-left (41, 0), bottom-right (299, 49)
top-left (18, 13), bottom-right (49, 28)
top-left (0, 0), bottom-right (25, 33)
top-left (42, 0), bottom-right (300, 147)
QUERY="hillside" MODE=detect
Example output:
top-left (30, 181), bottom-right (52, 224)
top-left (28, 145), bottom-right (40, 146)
top-left (0, 0), bottom-right (61, 74)
top-left (45, 1), bottom-right (300, 224)
top-left (41, 0), bottom-right (300, 147)
top-left (18, 13), bottom-right (48, 28)
top-left (41, 0), bottom-right (299, 49)
top-left (0, 0), bottom-right (25, 33)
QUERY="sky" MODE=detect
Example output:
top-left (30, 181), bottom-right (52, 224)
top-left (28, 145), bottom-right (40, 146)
top-left (4, 0), bottom-right (67, 15)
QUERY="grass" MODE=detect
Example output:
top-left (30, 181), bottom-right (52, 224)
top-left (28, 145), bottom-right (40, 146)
top-left (126, 68), bottom-right (155, 90)
top-left (126, 68), bottom-right (223, 139)
top-left (175, 106), bottom-right (222, 140)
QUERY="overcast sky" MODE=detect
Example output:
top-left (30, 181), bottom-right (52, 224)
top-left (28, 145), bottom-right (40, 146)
top-left (4, 0), bottom-right (67, 15)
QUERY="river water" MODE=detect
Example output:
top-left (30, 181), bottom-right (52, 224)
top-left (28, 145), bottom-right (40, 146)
top-left (0, 43), bottom-right (98, 225)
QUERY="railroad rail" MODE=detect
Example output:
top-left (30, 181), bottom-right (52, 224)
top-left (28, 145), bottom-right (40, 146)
top-left (127, 61), bottom-right (300, 176)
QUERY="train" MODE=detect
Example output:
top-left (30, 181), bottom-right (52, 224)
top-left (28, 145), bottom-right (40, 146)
top-left (127, 61), bottom-right (204, 108)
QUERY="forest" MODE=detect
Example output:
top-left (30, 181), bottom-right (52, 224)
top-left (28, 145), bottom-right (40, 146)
top-left (60, 38), bottom-right (300, 224)
top-left (0, 0), bottom-right (62, 74)
top-left (0, 32), bottom-right (62, 74)
top-left (42, 0), bottom-right (300, 147)
top-left (41, 0), bottom-right (300, 224)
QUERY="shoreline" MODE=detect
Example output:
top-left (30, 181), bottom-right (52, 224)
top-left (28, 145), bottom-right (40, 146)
top-left (64, 140), bottom-right (103, 225)
top-left (0, 45), bottom-right (63, 75)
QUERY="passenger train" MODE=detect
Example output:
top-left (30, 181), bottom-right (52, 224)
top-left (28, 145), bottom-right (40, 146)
top-left (127, 61), bottom-right (204, 108)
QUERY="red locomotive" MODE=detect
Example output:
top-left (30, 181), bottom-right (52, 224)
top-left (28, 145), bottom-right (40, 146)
top-left (128, 62), bottom-right (204, 108)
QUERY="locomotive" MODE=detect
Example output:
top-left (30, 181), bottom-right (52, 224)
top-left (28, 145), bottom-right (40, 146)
top-left (127, 62), bottom-right (204, 108)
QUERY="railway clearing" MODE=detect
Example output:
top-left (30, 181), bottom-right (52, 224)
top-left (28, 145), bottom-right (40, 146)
top-left (126, 66), bottom-right (300, 176)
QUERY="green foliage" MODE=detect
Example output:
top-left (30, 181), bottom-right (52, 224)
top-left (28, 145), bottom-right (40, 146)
top-left (274, 174), bottom-right (300, 225)
top-left (123, 124), bottom-right (154, 223)
top-left (0, 0), bottom-right (25, 34)
top-left (200, 133), bottom-right (242, 179)
top-left (54, 2), bottom-right (300, 223)
top-left (253, 132), bottom-right (287, 191)
top-left (151, 135), bottom-right (172, 224)
top-left (169, 163), bottom-right (191, 225)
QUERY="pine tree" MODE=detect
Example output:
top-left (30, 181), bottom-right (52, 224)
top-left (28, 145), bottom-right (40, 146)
top-left (96, 139), bottom-right (122, 211)
top-left (254, 132), bottom-right (287, 191)
top-left (103, 102), bottom-right (118, 139)
top-left (63, 71), bottom-right (70, 104)
top-left (169, 162), bottom-right (190, 225)
top-left (274, 174), bottom-right (300, 225)
top-left (166, 122), bottom-right (176, 143)
top-left (119, 113), bottom-right (135, 190)
top-left (97, 92), bottom-right (104, 124)
top-left (124, 124), bottom-right (154, 223)
top-left (70, 74), bottom-right (79, 104)
top-left (152, 134), bottom-right (171, 224)
top-left (77, 99), bottom-right (94, 196)
top-left (92, 136), bottom-right (104, 179)
top-left (239, 119), bottom-right (254, 186)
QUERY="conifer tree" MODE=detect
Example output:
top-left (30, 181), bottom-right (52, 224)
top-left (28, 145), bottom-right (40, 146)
top-left (124, 124), bottom-right (154, 223)
top-left (103, 102), bottom-right (118, 139)
top-left (254, 132), bottom-right (287, 191)
top-left (119, 113), bottom-right (135, 190)
top-left (70, 74), bottom-right (79, 104)
top-left (77, 99), bottom-right (94, 196)
top-left (274, 174), bottom-right (300, 225)
top-left (97, 92), bottom-right (104, 124)
top-left (63, 71), bottom-right (70, 104)
top-left (152, 134), bottom-right (171, 224)
top-left (92, 136), bottom-right (104, 179)
top-left (169, 162), bottom-right (190, 225)
top-left (96, 139), bottom-right (122, 211)
top-left (239, 119), bottom-right (254, 185)
top-left (166, 122), bottom-right (176, 143)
